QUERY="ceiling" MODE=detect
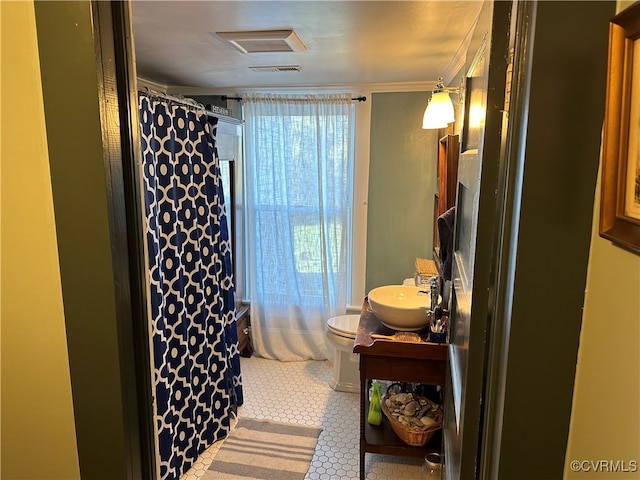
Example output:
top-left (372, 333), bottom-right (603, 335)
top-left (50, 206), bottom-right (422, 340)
top-left (131, 1), bottom-right (483, 93)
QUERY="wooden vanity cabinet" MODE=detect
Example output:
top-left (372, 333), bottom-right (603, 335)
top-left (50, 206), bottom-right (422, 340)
top-left (354, 300), bottom-right (448, 479)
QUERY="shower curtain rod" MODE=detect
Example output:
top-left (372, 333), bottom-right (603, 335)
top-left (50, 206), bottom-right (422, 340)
top-left (221, 95), bottom-right (367, 102)
top-left (138, 88), bottom-right (233, 120)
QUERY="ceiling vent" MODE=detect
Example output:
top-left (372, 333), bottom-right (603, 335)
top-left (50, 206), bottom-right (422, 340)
top-left (214, 29), bottom-right (306, 54)
top-left (249, 65), bottom-right (302, 73)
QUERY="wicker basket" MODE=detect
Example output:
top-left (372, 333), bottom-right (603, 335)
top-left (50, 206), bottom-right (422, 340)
top-left (381, 391), bottom-right (443, 447)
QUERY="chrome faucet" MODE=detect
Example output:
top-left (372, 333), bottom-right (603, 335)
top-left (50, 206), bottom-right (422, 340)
top-left (428, 276), bottom-right (447, 342)
top-left (429, 276), bottom-right (440, 312)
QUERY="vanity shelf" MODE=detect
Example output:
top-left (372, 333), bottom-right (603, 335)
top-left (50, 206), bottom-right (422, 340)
top-left (354, 299), bottom-right (448, 479)
top-left (362, 394), bottom-right (442, 457)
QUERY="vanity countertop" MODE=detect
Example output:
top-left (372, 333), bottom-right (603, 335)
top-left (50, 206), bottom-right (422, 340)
top-left (353, 298), bottom-right (448, 361)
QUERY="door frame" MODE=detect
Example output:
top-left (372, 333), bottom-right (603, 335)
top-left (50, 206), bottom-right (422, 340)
top-left (35, 1), bottom-right (156, 478)
top-left (478, 2), bottom-right (615, 478)
top-left (93, 2), bottom-right (157, 478)
top-left (91, 1), bottom-right (157, 477)
top-left (443, 2), bottom-right (513, 479)
top-left (479, 1), bottom-right (537, 477)
top-left (452, 1), bottom-right (616, 479)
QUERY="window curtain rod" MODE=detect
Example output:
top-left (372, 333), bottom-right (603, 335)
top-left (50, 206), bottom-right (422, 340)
top-left (221, 95), bottom-right (367, 102)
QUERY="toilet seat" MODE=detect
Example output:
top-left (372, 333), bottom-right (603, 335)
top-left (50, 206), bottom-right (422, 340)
top-left (327, 314), bottom-right (359, 339)
top-left (328, 327), bottom-right (355, 340)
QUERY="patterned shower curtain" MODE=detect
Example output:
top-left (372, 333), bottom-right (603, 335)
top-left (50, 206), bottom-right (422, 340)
top-left (138, 93), bottom-right (243, 480)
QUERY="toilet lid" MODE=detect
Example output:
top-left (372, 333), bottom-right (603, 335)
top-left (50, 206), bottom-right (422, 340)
top-left (327, 314), bottom-right (360, 337)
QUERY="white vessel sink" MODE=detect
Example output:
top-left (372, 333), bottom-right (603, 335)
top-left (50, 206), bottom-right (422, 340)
top-left (367, 285), bottom-right (433, 331)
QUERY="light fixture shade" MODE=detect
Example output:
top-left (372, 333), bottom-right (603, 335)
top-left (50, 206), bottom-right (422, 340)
top-left (422, 103), bottom-right (449, 129)
top-left (422, 91), bottom-right (455, 129)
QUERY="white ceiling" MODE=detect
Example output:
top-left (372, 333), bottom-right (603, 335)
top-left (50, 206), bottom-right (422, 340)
top-left (131, 1), bottom-right (483, 93)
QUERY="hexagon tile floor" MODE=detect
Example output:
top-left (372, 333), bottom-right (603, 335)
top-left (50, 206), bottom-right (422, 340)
top-left (180, 356), bottom-right (424, 480)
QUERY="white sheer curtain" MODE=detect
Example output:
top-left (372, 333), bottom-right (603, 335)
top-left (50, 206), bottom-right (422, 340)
top-left (243, 93), bottom-right (353, 361)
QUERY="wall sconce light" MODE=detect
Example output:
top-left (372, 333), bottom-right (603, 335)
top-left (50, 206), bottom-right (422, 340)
top-left (422, 78), bottom-right (462, 130)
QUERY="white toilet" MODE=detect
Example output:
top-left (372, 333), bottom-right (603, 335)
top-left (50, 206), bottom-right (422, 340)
top-left (326, 314), bottom-right (361, 393)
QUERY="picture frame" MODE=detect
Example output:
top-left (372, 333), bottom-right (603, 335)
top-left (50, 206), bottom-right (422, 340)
top-left (600, 2), bottom-right (640, 254)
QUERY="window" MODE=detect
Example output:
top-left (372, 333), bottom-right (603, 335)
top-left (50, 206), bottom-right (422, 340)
top-left (216, 117), bottom-right (245, 304)
top-left (243, 94), bottom-right (354, 308)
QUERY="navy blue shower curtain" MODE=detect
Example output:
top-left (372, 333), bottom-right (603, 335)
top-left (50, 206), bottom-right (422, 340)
top-left (139, 94), bottom-right (243, 480)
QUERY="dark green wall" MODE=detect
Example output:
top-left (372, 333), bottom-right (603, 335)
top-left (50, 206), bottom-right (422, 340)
top-left (34, 2), bottom-right (134, 478)
top-left (365, 92), bottom-right (439, 292)
top-left (496, 1), bottom-right (616, 478)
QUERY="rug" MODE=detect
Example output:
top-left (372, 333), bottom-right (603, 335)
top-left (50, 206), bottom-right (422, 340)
top-left (204, 418), bottom-right (322, 480)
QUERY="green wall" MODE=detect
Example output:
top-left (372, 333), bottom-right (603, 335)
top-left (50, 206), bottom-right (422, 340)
top-left (0, 1), bottom-right (81, 478)
top-left (33, 1), bottom-right (138, 478)
top-left (365, 91), bottom-right (439, 292)
top-left (494, 2), bottom-right (617, 478)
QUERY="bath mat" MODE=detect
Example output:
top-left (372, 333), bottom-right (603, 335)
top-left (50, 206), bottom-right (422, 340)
top-left (204, 418), bottom-right (322, 480)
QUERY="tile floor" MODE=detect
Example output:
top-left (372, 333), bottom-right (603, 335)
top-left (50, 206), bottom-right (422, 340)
top-left (181, 356), bottom-right (424, 480)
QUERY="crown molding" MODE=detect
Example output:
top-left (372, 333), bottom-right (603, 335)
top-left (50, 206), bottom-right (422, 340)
top-left (443, 9), bottom-right (479, 84)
